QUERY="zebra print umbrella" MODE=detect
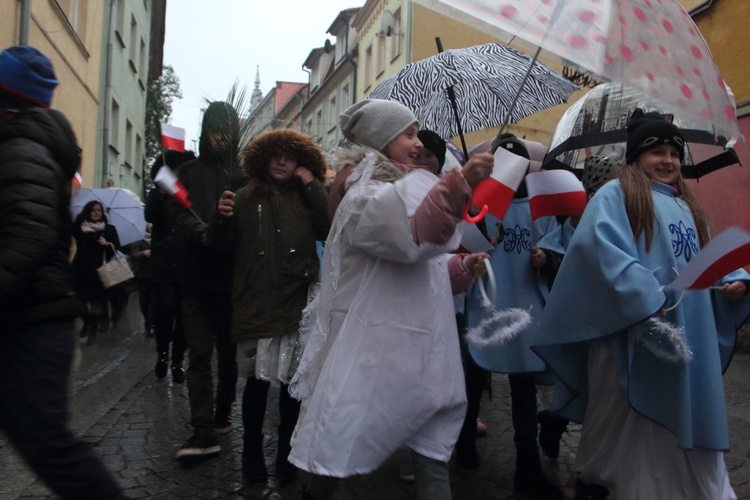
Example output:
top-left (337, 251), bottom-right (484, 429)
top-left (368, 43), bottom-right (577, 141)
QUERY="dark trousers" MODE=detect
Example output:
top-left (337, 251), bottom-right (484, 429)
top-left (457, 313), bottom-right (490, 449)
top-left (0, 320), bottom-right (123, 499)
top-left (137, 278), bottom-right (154, 331)
top-left (508, 372), bottom-right (539, 456)
top-left (182, 293), bottom-right (238, 435)
top-left (153, 281), bottom-right (186, 365)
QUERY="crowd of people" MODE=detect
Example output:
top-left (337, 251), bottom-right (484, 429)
top-left (3, 42), bottom-right (750, 500)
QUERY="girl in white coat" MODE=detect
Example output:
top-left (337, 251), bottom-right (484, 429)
top-left (289, 99), bottom-right (493, 499)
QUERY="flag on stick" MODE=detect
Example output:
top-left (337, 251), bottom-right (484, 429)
top-left (160, 123), bottom-right (186, 152)
top-left (526, 170), bottom-right (587, 221)
top-left (471, 146), bottom-right (529, 220)
top-left (664, 227), bottom-right (750, 290)
top-left (155, 166), bottom-right (192, 209)
top-left (72, 171), bottom-right (82, 188)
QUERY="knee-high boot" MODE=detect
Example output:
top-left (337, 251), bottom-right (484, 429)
top-left (242, 377), bottom-right (270, 482)
top-left (85, 314), bottom-right (102, 346)
top-left (275, 383), bottom-right (301, 483)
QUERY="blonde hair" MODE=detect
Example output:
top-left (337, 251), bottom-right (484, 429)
top-left (619, 162), bottom-right (709, 251)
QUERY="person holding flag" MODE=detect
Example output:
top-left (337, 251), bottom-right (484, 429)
top-left (145, 149), bottom-right (196, 383)
top-left (463, 134), bottom-right (563, 500)
top-left (532, 113), bottom-right (750, 498)
top-left (168, 102), bottom-right (244, 463)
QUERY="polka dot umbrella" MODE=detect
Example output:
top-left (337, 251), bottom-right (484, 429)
top-left (413, 0), bottom-right (741, 142)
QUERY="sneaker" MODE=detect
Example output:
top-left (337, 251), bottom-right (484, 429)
top-left (398, 461), bottom-right (415, 483)
top-left (213, 419), bottom-right (233, 435)
top-left (175, 433), bottom-right (220, 463)
top-left (476, 418), bottom-right (488, 436)
top-left (154, 356), bottom-right (168, 379)
top-left (171, 364), bottom-right (185, 383)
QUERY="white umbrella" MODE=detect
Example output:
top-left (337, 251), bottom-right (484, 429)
top-left (70, 188), bottom-right (146, 246)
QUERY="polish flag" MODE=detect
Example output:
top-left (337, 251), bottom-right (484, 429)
top-left (471, 146), bottom-right (529, 220)
top-left (526, 170), bottom-right (587, 221)
top-left (72, 171), bottom-right (82, 188)
top-left (160, 123), bottom-right (186, 152)
top-left (155, 166), bottom-right (192, 208)
top-left (665, 227), bottom-right (750, 290)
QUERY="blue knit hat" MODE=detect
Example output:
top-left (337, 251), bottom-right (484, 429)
top-left (0, 46), bottom-right (58, 108)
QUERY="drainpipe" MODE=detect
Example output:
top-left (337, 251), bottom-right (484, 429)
top-left (100, 0), bottom-right (116, 187)
top-left (18, 0), bottom-right (31, 45)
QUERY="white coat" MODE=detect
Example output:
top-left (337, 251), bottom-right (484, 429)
top-left (289, 153), bottom-right (468, 477)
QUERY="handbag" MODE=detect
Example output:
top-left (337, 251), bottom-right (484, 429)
top-left (96, 243), bottom-right (134, 289)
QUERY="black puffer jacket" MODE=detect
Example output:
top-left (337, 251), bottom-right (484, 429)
top-left (0, 108), bottom-right (85, 326)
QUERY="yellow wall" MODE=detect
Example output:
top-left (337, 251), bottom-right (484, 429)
top-left (0, 2), bottom-right (105, 186)
top-left (690, 0), bottom-right (750, 106)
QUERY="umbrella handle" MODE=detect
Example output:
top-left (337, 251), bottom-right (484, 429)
top-left (463, 202), bottom-right (488, 223)
top-left (477, 258), bottom-right (497, 307)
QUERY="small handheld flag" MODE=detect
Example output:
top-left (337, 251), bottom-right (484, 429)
top-left (664, 227), bottom-right (750, 290)
top-left (155, 166), bottom-right (192, 209)
top-left (73, 171), bottom-right (82, 188)
top-left (160, 123), bottom-right (186, 153)
top-left (464, 146), bottom-right (528, 223)
top-left (526, 170), bottom-right (587, 221)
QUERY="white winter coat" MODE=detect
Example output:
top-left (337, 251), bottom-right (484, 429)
top-left (289, 152), bottom-right (468, 476)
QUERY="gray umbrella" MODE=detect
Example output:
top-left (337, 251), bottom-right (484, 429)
top-left (368, 43), bottom-right (577, 141)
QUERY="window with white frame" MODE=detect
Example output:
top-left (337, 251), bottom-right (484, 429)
top-left (364, 45), bottom-right (373, 89)
top-left (390, 8), bottom-right (402, 60)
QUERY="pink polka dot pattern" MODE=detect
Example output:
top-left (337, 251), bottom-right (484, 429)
top-left (417, 0), bottom-right (740, 139)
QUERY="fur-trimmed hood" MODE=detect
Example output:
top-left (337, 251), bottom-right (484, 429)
top-left (243, 129), bottom-right (327, 183)
top-left (329, 144), bottom-right (404, 184)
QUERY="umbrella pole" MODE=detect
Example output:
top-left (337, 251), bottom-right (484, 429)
top-left (436, 37), bottom-right (470, 160)
top-left (497, 45), bottom-right (543, 138)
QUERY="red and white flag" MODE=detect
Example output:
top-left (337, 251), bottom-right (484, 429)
top-left (155, 165), bottom-right (192, 208)
top-left (72, 171), bottom-right (82, 188)
top-left (665, 227), bottom-right (750, 290)
top-left (526, 170), bottom-right (587, 221)
top-left (160, 123), bottom-right (186, 152)
top-left (471, 146), bottom-right (529, 220)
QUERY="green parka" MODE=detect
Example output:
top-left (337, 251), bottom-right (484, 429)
top-left (208, 129), bottom-right (329, 341)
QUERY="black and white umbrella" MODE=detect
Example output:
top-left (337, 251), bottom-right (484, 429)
top-left (369, 43), bottom-right (577, 143)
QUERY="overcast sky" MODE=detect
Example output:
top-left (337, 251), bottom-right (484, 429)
top-left (164, 0), bottom-right (359, 149)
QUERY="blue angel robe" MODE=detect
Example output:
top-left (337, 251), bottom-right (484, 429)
top-left (466, 198), bottom-right (559, 373)
top-left (532, 180), bottom-right (750, 451)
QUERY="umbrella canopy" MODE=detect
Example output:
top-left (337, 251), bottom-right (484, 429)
top-left (70, 188), bottom-right (146, 246)
top-left (368, 43), bottom-right (577, 140)
top-left (413, 0), bottom-right (740, 142)
top-left (545, 82), bottom-right (739, 179)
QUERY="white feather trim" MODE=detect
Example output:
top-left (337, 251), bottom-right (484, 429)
top-left (465, 307), bottom-right (533, 349)
top-left (634, 317), bottom-right (693, 363)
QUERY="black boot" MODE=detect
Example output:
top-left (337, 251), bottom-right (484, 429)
top-left (242, 378), bottom-right (270, 482)
top-left (155, 352), bottom-right (168, 379)
top-left (574, 478), bottom-right (610, 500)
top-left (171, 363), bottom-right (185, 383)
top-left (79, 314), bottom-right (89, 339)
top-left (275, 384), bottom-right (300, 485)
top-left (85, 315), bottom-right (101, 346)
top-left (538, 409), bottom-right (569, 460)
top-left (514, 453), bottom-right (563, 500)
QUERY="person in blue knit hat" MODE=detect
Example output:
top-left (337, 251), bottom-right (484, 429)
top-left (0, 45), bottom-right (126, 498)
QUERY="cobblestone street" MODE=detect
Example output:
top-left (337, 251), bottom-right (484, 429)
top-left (2, 299), bottom-right (750, 499)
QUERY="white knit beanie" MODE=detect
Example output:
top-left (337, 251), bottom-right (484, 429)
top-left (340, 99), bottom-right (418, 152)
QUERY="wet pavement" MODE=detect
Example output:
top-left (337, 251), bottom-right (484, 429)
top-left (2, 297), bottom-right (750, 499)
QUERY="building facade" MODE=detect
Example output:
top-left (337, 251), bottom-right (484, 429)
top-left (98, 0), bottom-right (153, 195)
top-left (1, 0), bottom-right (105, 187)
top-left (301, 7), bottom-right (359, 153)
